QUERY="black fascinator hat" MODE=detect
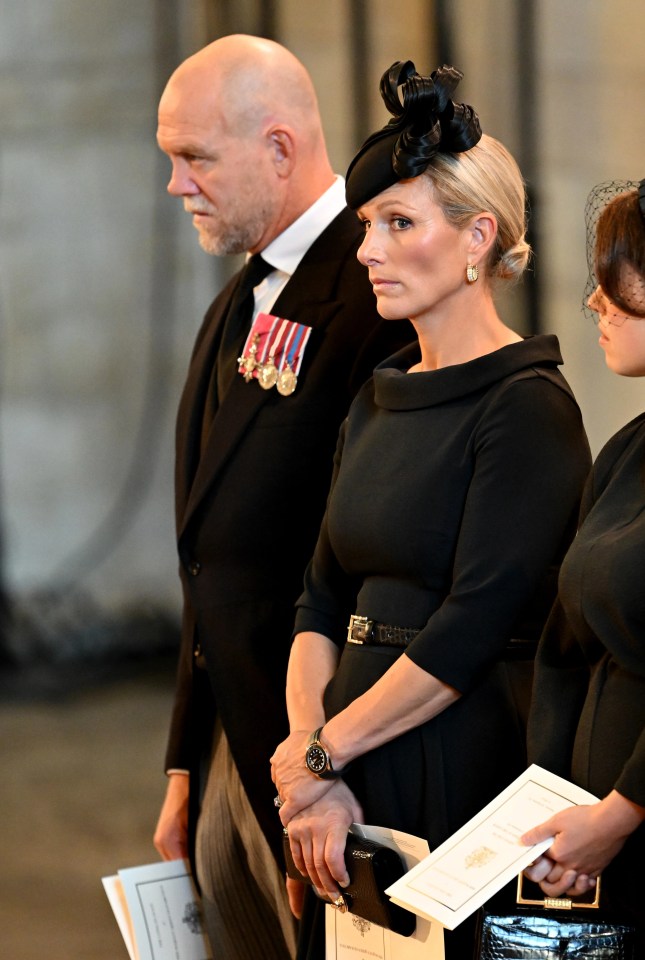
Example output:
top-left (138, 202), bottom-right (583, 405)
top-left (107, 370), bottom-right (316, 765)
top-left (345, 61), bottom-right (482, 210)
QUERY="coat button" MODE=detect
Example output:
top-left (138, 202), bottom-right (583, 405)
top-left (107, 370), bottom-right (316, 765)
top-left (188, 561), bottom-right (201, 576)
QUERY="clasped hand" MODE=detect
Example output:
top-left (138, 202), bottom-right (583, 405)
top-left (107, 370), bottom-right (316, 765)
top-left (270, 729), bottom-right (335, 824)
top-left (271, 730), bottom-right (365, 905)
top-left (282, 779), bottom-right (364, 903)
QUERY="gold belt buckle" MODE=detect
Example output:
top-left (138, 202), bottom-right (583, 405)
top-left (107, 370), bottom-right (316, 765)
top-left (347, 614), bottom-right (373, 644)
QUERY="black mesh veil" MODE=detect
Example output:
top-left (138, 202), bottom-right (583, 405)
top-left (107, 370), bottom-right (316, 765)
top-left (583, 179), bottom-right (645, 323)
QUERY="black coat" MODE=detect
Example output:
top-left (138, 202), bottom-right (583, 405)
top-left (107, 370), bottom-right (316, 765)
top-left (528, 411), bottom-right (645, 926)
top-left (165, 207), bottom-right (412, 863)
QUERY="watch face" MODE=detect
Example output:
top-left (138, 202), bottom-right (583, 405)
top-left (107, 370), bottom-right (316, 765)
top-left (306, 744), bottom-right (327, 774)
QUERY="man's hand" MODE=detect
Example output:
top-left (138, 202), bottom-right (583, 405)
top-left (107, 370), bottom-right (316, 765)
top-left (153, 772), bottom-right (190, 860)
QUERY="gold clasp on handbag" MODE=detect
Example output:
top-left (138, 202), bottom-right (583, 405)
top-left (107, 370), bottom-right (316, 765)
top-left (517, 872), bottom-right (601, 911)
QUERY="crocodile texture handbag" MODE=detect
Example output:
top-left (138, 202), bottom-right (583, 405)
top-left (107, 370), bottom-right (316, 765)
top-left (477, 875), bottom-right (637, 959)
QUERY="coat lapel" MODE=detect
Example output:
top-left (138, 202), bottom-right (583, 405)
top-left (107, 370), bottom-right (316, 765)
top-left (177, 209), bottom-right (362, 539)
top-left (174, 274), bottom-right (238, 527)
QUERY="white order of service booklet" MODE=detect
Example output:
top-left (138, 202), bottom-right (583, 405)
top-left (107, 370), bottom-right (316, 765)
top-left (324, 825), bottom-right (445, 960)
top-left (385, 764), bottom-right (599, 931)
top-left (102, 859), bottom-right (212, 960)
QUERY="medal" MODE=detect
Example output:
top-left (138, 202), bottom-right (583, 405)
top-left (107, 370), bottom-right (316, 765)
top-left (258, 357), bottom-right (278, 389)
top-left (237, 313), bottom-right (312, 395)
top-left (276, 363), bottom-right (297, 396)
top-left (275, 323), bottom-right (308, 395)
top-left (238, 334), bottom-right (260, 381)
top-left (257, 318), bottom-right (289, 390)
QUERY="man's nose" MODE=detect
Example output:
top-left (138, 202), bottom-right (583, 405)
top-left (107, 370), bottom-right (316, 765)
top-left (166, 160), bottom-right (199, 197)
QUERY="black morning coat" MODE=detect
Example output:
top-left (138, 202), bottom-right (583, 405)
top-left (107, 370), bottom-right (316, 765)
top-left (164, 206), bottom-right (413, 866)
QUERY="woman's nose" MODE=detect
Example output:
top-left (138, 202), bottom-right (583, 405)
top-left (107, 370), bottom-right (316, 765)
top-left (587, 285), bottom-right (602, 312)
top-left (357, 227), bottom-right (381, 266)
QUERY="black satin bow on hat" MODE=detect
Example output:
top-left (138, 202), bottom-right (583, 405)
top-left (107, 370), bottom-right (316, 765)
top-left (345, 61), bottom-right (482, 210)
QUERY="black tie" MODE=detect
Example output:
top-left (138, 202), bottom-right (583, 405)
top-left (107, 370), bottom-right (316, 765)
top-left (215, 254), bottom-right (273, 402)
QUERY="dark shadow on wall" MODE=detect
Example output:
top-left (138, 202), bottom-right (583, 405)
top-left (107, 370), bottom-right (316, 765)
top-left (0, 591), bottom-right (179, 701)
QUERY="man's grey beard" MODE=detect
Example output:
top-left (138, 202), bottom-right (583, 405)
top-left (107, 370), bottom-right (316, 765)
top-left (196, 226), bottom-right (256, 257)
top-left (185, 199), bottom-right (273, 257)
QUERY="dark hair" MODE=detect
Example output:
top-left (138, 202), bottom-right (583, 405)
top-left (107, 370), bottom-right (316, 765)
top-left (596, 191), bottom-right (645, 316)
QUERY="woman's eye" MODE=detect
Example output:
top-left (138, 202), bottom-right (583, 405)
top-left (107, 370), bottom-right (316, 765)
top-left (393, 217), bottom-right (411, 229)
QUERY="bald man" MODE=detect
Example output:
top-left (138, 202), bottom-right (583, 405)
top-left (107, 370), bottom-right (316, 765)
top-left (153, 35), bottom-right (411, 959)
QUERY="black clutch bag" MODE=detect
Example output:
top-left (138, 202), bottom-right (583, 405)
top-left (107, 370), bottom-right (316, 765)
top-left (476, 875), bottom-right (637, 959)
top-left (283, 831), bottom-right (416, 937)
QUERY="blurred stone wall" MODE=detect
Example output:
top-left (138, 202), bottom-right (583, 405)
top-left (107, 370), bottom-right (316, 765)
top-left (0, 0), bottom-right (217, 656)
top-left (0, 0), bottom-right (643, 659)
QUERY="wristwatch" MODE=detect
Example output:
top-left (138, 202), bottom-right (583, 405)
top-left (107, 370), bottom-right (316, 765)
top-left (304, 727), bottom-right (340, 780)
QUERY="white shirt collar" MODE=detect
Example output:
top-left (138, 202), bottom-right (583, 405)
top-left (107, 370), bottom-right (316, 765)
top-left (260, 176), bottom-right (347, 278)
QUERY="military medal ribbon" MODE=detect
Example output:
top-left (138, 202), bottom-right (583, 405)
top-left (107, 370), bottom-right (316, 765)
top-left (237, 313), bottom-right (312, 395)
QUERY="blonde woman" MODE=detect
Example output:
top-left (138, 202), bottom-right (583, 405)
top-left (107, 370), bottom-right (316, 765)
top-left (271, 62), bottom-right (591, 959)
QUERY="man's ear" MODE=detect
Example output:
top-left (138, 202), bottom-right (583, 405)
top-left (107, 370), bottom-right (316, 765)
top-left (467, 212), bottom-right (497, 261)
top-left (267, 127), bottom-right (296, 178)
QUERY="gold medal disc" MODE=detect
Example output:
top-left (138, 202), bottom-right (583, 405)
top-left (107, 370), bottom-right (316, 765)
top-left (258, 360), bottom-right (278, 390)
top-left (276, 366), bottom-right (297, 396)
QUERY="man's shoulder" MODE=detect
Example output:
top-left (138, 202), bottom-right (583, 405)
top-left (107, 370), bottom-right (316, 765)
top-left (303, 206), bottom-right (363, 259)
top-left (289, 207), bottom-right (368, 303)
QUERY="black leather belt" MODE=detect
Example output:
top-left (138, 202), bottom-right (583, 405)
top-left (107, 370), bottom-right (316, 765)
top-left (347, 615), bottom-right (418, 648)
top-left (346, 615), bottom-right (537, 660)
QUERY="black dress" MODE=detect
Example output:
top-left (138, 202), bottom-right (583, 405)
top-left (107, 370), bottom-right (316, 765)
top-left (528, 412), bottom-right (645, 932)
top-left (294, 336), bottom-right (591, 959)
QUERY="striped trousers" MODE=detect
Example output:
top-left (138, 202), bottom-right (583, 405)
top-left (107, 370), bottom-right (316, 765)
top-left (196, 719), bottom-right (297, 960)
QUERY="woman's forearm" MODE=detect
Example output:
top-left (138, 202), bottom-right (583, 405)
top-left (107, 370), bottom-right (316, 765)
top-left (273, 637), bottom-right (459, 823)
top-left (286, 631), bottom-right (340, 731)
top-left (322, 651), bottom-right (460, 771)
top-left (599, 789), bottom-right (645, 837)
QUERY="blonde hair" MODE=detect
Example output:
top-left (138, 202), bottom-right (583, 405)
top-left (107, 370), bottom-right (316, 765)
top-left (424, 134), bottom-right (531, 282)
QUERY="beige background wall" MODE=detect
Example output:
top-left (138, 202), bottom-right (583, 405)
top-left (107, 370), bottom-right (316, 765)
top-left (0, 0), bottom-right (644, 648)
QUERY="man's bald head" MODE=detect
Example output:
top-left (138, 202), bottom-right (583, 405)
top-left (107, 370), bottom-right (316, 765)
top-left (179, 35), bottom-right (322, 140)
top-left (157, 36), bottom-right (335, 254)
